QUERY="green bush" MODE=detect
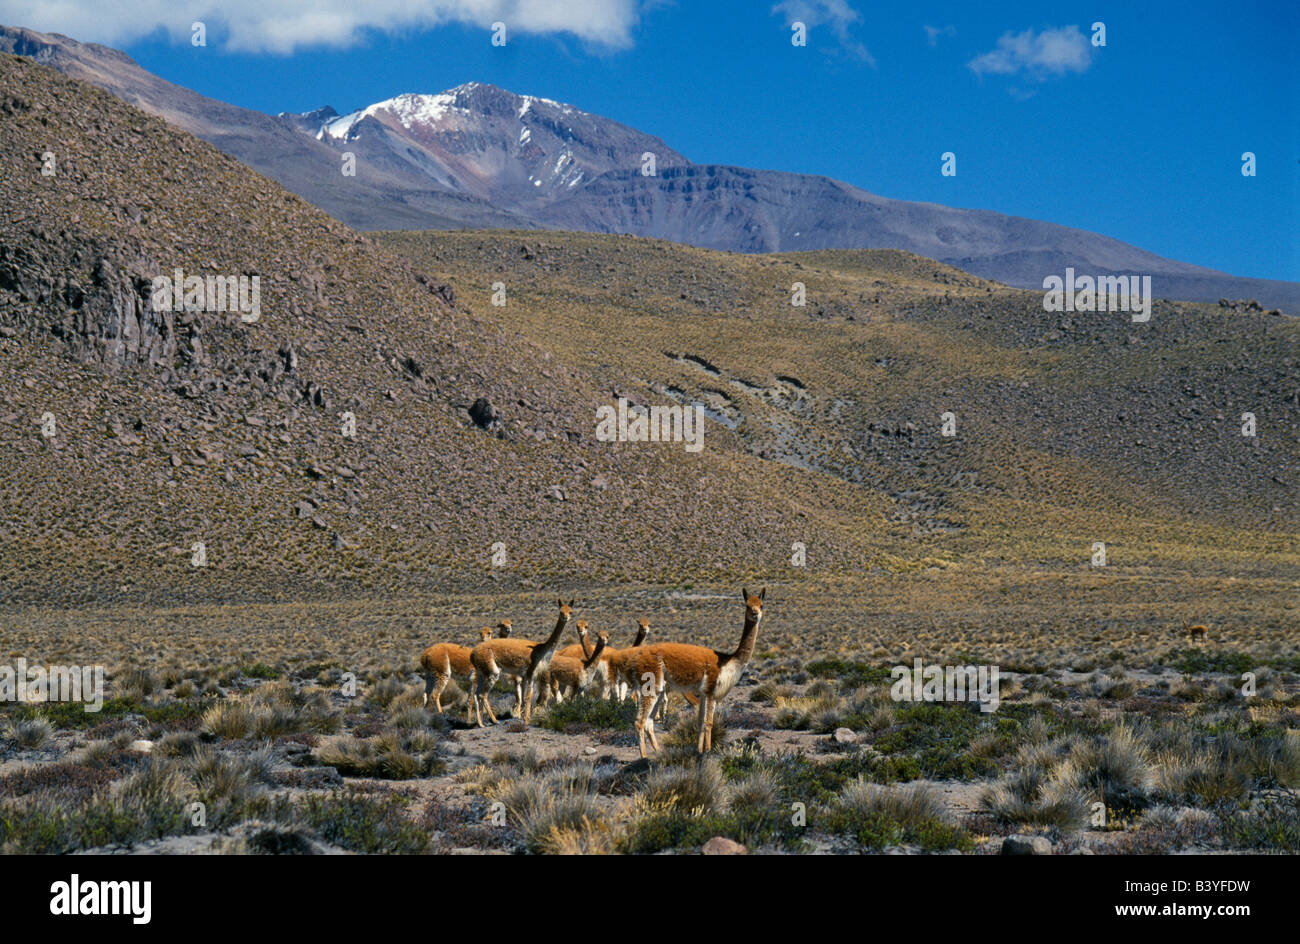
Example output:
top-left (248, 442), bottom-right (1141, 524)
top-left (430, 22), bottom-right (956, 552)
top-left (299, 791), bottom-right (428, 854)
top-left (535, 697), bottom-right (637, 732)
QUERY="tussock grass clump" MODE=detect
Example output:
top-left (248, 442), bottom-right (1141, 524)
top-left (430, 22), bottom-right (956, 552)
top-left (201, 686), bottom-right (340, 741)
top-left (980, 765), bottom-right (1091, 830)
top-left (315, 732), bottom-right (441, 780)
top-left (1152, 725), bottom-right (1300, 805)
top-left (365, 675), bottom-right (408, 709)
top-left (7, 717), bottom-right (53, 749)
top-left (623, 745), bottom-right (816, 854)
top-left (725, 768), bottom-right (781, 812)
top-left (201, 701), bottom-right (254, 740)
top-left (116, 668), bottom-right (160, 702)
top-left (838, 779), bottom-right (948, 826)
top-left (773, 686), bottom-right (878, 733)
top-left (1055, 724), bottom-right (1154, 818)
top-left (748, 681), bottom-right (785, 704)
top-left (215, 820), bottom-right (325, 855)
top-left (494, 763), bottom-right (613, 853)
top-left (643, 759), bottom-right (726, 814)
top-left (190, 746), bottom-right (275, 822)
top-left (656, 710), bottom-right (729, 764)
top-left (388, 705), bottom-right (432, 730)
top-left (825, 779), bottom-right (971, 852)
top-left (251, 705), bottom-right (301, 740)
top-left (154, 730), bottom-right (201, 757)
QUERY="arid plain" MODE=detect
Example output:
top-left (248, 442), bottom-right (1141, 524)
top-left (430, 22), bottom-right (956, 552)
top-left (1, 53), bottom-right (1297, 854)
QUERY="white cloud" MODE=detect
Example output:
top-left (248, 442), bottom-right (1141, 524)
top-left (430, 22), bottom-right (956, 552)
top-left (968, 25), bottom-right (1092, 79)
top-left (0, 0), bottom-right (644, 53)
top-left (923, 24), bottom-right (955, 47)
top-left (772, 0), bottom-right (874, 65)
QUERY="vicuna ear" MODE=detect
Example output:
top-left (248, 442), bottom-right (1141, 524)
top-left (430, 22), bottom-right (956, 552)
top-left (742, 587), bottom-right (750, 602)
top-left (556, 598), bottom-right (563, 608)
top-left (569, 598), bottom-right (575, 607)
top-left (760, 587), bottom-right (766, 601)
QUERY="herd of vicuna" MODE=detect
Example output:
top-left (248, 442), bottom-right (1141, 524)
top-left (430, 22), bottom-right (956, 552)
top-left (419, 589), bottom-right (765, 757)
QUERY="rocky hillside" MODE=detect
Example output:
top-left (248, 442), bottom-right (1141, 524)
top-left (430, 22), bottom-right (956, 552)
top-left (0, 52), bottom-right (891, 606)
top-left (379, 230), bottom-right (1299, 545)
top-left (3, 24), bottom-right (1296, 312)
top-left (0, 51), bottom-right (1295, 611)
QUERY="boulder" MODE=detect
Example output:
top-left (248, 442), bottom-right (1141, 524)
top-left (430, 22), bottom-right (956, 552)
top-left (702, 836), bottom-right (747, 855)
top-left (468, 397), bottom-right (500, 430)
top-left (1001, 835), bottom-right (1053, 855)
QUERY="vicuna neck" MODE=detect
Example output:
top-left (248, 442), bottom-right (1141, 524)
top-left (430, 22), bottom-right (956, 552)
top-left (732, 613), bottom-right (761, 664)
top-left (537, 614), bottom-right (568, 656)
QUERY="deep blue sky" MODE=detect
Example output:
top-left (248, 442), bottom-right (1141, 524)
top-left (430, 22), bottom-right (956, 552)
top-left (52, 1), bottom-right (1300, 280)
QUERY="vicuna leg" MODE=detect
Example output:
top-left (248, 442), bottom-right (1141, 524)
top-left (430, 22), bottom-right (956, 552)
top-left (696, 693), bottom-right (709, 753)
top-left (645, 693), bottom-right (662, 754)
top-left (422, 673), bottom-right (435, 708)
top-left (703, 698), bottom-right (717, 752)
top-left (432, 673), bottom-right (451, 713)
top-left (470, 675), bottom-right (484, 727)
top-left (465, 672), bottom-right (476, 724)
top-left (635, 691), bottom-right (658, 758)
top-left (476, 671), bottom-right (500, 726)
top-left (522, 677), bottom-right (536, 725)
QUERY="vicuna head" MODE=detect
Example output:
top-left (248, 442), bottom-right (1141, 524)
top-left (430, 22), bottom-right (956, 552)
top-left (556, 599), bottom-right (575, 622)
top-left (478, 626), bottom-right (493, 641)
top-left (742, 586), bottom-right (765, 622)
top-left (496, 619), bottom-right (512, 637)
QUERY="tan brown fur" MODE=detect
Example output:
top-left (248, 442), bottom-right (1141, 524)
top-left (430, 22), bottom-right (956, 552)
top-left (556, 620), bottom-right (594, 663)
top-left (420, 626), bottom-right (494, 720)
top-left (538, 631), bottom-right (608, 706)
top-left (471, 600), bottom-right (575, 726)
top-left (604, 618), bottom-right (651, 701)
top-left (624, 588), bottom-right (764, 757)
top-left (1184, 620), bottom-right (1208, 642)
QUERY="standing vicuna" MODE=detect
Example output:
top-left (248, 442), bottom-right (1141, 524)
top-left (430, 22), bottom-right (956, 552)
top-left (624, 588), bottom-right (764, 757)
top-left (549, 620), bottom-right (595, 697)
top-left (604, 618), bottom-right (652, 701)
top-left (420, 626), bottom-right (494, 721)
top-left (603, 617), bottom-right (692, 718)
top-left (471, 600), bottom-right (574, 726)
top-left (1184, 620), bottom-right (1208, 643)
top-left (555, 618), bottom-right (646, 699)
top-left (538, 631), bottom-right (609, 706)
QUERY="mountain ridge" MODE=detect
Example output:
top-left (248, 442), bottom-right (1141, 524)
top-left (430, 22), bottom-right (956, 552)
top-left (2, 23), bottom-right (1296, 313)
